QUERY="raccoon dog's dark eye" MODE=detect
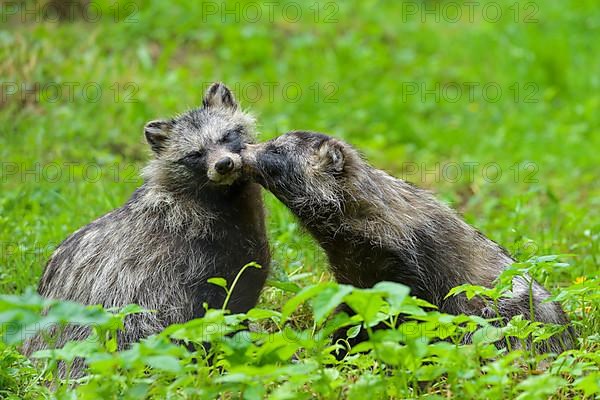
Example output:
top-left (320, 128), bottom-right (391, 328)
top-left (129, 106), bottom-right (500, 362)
top-left (222, 126), bottom-right (244, 143)
top-left (178, 150), bottom-right (206, 166)
top-left (184, 150), bottom-right (204, 160)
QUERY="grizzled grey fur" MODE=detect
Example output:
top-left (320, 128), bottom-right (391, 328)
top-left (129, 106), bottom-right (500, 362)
top-left (242, 131), bottom-right (573, 354)
top-left (23, 83), bottom-right (270, 374)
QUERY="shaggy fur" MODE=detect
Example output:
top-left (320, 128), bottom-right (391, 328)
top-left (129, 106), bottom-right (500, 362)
top-left (242, 131), bottom-right (573, 354)
top-left (23, 83), bottom-right (271, 374)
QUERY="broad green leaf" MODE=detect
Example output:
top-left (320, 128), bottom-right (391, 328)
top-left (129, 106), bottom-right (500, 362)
top-left (207, 277), bottom-right (228, 289)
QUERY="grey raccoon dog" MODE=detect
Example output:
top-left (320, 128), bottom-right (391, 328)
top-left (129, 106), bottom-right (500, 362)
top-left (23, 83), bottom-right (271, 374)
top-left (241, 131), bottom-right (573, 355)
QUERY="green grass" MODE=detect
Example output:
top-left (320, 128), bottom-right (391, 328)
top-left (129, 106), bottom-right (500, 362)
top-left (1, 0), bottom-right (599, 398)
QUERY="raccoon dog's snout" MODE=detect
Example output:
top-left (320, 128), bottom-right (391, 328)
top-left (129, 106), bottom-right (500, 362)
top-left (207, 151), bottom-right (242, 184)
top-left (215, 156), bottom-right (234, 174)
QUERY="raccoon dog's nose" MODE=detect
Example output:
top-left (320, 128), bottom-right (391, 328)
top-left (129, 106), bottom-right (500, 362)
top-left (215, 157), bottom-right (234, 174)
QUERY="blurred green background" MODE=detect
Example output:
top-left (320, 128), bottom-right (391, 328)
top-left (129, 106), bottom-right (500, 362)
top-left (0, 0), bottom-right (598, 296)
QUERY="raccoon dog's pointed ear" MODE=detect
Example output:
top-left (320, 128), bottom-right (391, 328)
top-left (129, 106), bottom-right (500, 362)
top-left (318, 140), bottom-right (345, 173)
top-left (144, 119), bottom-right (172, 155)
top-left (202, 82), bottom-right (238, 111)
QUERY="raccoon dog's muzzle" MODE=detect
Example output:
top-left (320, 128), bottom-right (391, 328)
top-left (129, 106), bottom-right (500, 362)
top-left (207, 149), bottom-right (242, 185)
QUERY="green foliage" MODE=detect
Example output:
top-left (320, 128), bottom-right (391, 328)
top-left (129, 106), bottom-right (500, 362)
top-left (0, 0), bottom-right (598, 398)
top-left (0, 275), bottom-right (597, 398)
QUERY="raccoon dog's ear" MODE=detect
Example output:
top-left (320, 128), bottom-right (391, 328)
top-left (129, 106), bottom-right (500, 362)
top-left (203, 82), bottom-right (238, 111)
top-left (318, 140), bottom-right (345, 173)
top-left (144, 119), bottom-right (173, 155)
